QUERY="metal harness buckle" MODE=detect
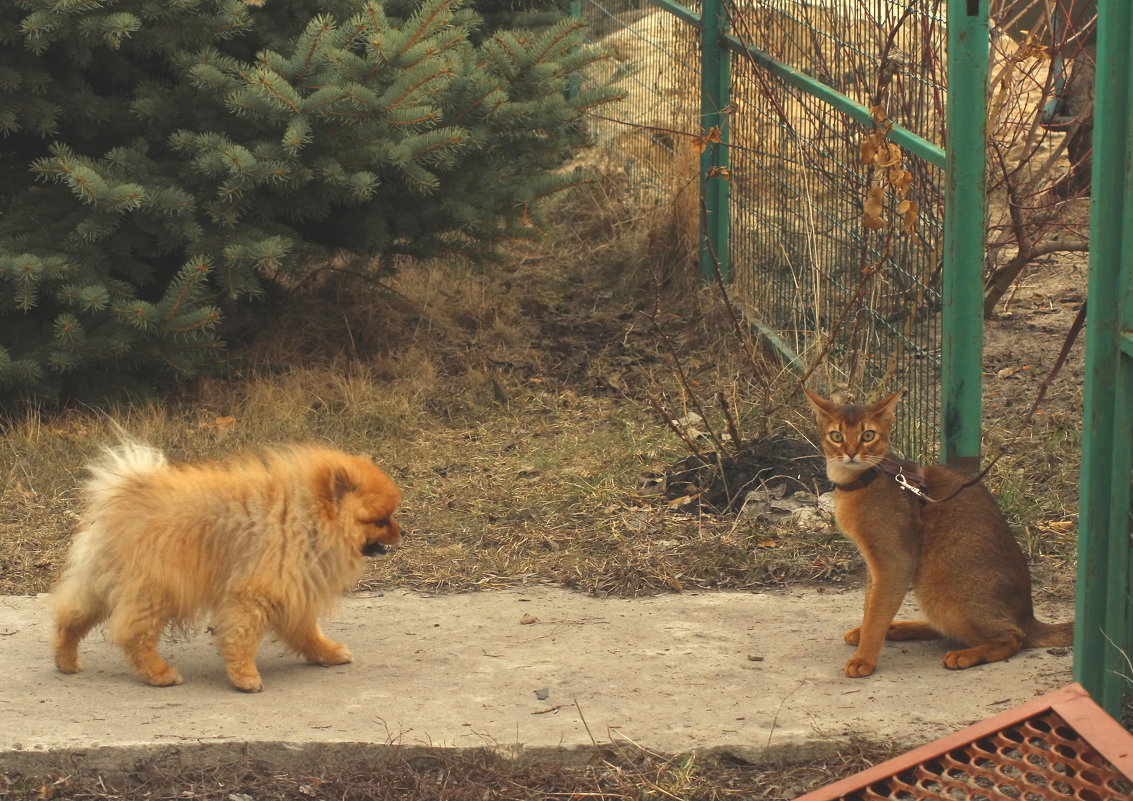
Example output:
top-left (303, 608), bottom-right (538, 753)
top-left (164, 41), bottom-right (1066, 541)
top-left (894, 469), bottom-right (927, 499)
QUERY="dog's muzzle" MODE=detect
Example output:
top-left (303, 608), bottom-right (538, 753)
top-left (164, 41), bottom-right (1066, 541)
top-left (362, 542), bottom-right (389, 557)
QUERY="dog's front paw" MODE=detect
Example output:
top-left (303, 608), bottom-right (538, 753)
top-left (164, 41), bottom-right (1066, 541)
top-left (310, 643), bottom-right (353, 666)
top-left (143, 665), bottom-right (184, 687)
top-left (226, 665), bottom-right (263, 692)
top-left (55, 654), bottom-right (82, 674)
top-left (844, 656), bottom-right (876, 678)
top-left (230, 675), bottom-right (264, 693)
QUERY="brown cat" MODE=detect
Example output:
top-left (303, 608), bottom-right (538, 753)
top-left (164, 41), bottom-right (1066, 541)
top-left (804, 388), bottom-right (1073, 678)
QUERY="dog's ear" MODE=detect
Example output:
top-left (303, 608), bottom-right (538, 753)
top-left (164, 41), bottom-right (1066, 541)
top-left (330, 468), bottom-right (354, 502)
top-left (317, 466), bottom-right (355, 512)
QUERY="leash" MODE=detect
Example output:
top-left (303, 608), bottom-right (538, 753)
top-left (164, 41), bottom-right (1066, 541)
top-left (835, 455), bottom-right (1000, 504)
top-left (837, 299), bottom-right (1084, 502)
top-left (830, 298), bottom-right (1085, 504)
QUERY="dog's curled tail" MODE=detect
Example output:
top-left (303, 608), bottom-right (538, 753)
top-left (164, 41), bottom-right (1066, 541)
top-left (1024, 618), bottom-right (1074, 648)
top-left (85, 437), bottom-right (168, 500)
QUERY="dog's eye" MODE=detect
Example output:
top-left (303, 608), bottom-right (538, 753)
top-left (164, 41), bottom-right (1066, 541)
top-left (368, 518), bottom-right (389, 528)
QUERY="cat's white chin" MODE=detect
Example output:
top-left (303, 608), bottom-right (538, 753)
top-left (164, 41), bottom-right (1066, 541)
top-left (826, 458), bottom-right (872, 485)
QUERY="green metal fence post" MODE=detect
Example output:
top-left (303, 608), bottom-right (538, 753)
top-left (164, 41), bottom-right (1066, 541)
top-left (941, 0), bottom-right (988, 473)
top-left (699, 0), bottom-right (730, 282)
top-left (1075, 0), bottom-right (1133, 719)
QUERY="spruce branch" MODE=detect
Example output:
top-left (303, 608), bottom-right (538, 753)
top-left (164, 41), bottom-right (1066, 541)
top-left (160, 256), bottom-right (213, 321)
top-left (531, 19), bottom-right (584, 66)
top-left (293, 15), bottom-right (336, 83)
top-left (401, 0), bottom-right (463, 55)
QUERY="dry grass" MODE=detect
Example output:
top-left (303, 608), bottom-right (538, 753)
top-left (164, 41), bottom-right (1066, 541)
top-left (0, 739), bottom-right (904, 801)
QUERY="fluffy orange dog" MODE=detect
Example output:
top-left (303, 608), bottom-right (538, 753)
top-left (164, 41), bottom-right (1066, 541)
top-left (51, 440), bottom-right (403, 692)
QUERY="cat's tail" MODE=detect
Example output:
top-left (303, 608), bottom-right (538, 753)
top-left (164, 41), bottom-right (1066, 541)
top-left (1024, 618), bottom-right (1074, 648)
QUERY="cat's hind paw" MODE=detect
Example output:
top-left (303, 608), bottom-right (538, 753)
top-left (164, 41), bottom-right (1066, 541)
top-left (943, 649), bottom-right (986, 670)
top-left (843, 626), bottom-right (862, 645)
top-left (943, 639), bottom-right (1021, 669)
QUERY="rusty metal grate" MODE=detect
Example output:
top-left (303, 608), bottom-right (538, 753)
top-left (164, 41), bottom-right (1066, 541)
top-left (795, 684), bottom-right (1133, 801)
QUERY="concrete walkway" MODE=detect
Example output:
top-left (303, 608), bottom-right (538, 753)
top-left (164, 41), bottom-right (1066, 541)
top-left (0, 587), bottom-right (1074, 772)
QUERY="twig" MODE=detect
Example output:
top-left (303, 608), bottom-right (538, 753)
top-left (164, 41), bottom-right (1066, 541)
top-left (717, 391), bottom-right (744, 450)
top-left (643, 306), bottom-right (730, 458)
top-left (767, 679), bottom-right (807, 749)
top-left (645, 391), bottom-right (708, 462)
top-left (1021, 300), bottom-right (1087, 427)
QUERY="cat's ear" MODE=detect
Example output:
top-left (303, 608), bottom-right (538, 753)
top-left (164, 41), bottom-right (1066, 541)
top-left (804, 388), bottom-right (840, 417)
top-left (870, 388), bottom-right (904, 417)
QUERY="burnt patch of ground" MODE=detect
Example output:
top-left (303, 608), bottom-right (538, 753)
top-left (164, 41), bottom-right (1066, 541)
top-left (663, 435), bottom-right (828, 514)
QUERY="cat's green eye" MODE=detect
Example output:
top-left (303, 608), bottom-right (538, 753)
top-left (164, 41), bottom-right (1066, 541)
top-left (828, 431), bottom-right (844, 443)
top-left (861, 430), bottom-right (877, 442)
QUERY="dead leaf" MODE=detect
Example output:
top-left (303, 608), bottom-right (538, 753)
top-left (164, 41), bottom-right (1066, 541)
top-left (860, 137), bottom-right (877, 165)
top-left (666, 493), bottom-right (699, 509)
top-left (519, 613), bottom-right (539, 625)
top-left (863, 185), bottom-right (886, 230)
top-left (897, 198), bottom-right (919, 233)
top-left (901, 202), bottom-right (919, 234)
top-left (889, 168), bottom-right (913, 194)
top-left (199, 416), bottom-right (236, 436)
top-left (873, 141), bottom-right (902, 168)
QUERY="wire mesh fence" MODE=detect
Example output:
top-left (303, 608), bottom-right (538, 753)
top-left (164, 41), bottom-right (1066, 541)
top-left (580, 0), bottom-right (951, 460)
top-left (580, 0), bottom-right (703, 199)
top-left (729, 1), bottom-right (947, 460)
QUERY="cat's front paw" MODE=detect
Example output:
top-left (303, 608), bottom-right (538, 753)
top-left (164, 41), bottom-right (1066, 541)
top-left (844, 656), bottom-right (876, 678)
top-left (843, 626), bottom-right (862, 645)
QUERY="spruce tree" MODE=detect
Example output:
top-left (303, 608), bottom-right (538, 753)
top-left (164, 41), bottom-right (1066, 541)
top-left (0, 0), bottom-right (619, 406)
